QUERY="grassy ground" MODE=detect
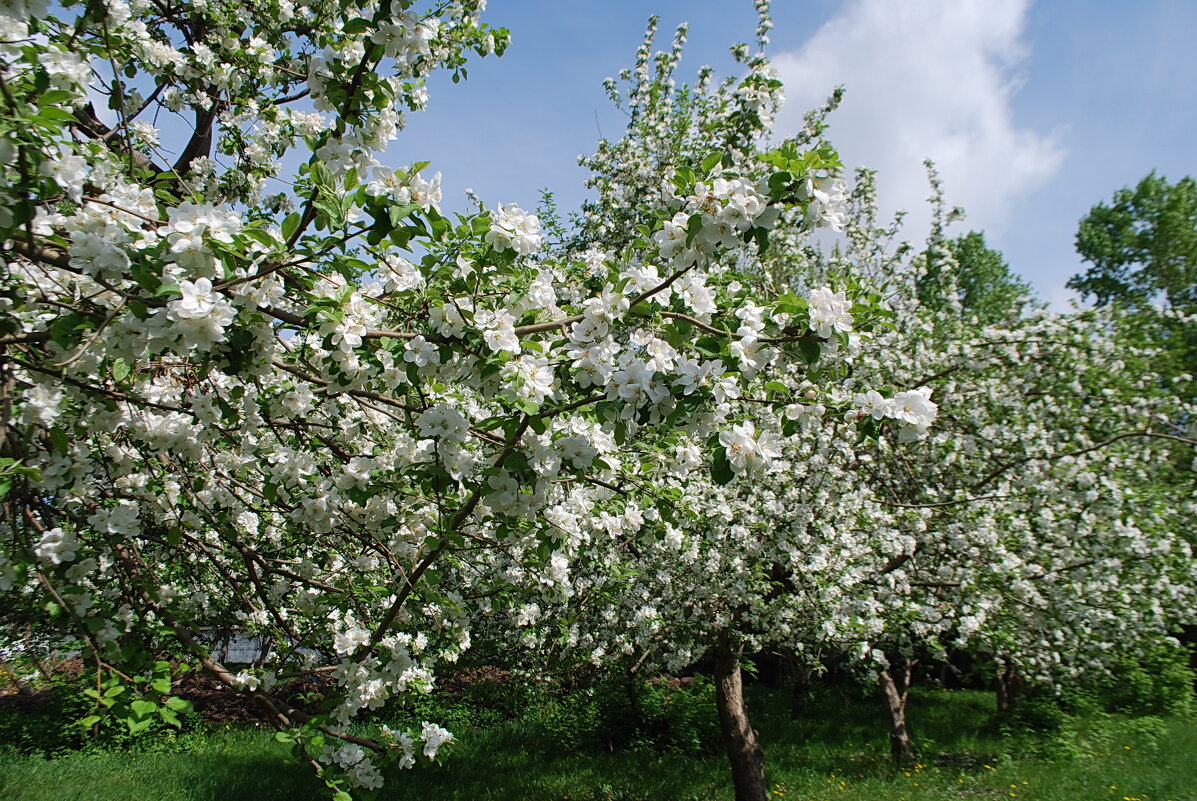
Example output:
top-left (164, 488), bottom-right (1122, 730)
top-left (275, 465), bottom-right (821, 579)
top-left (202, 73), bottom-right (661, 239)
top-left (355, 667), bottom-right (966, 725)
top-left (1, 687), bottom-right (1194, 801)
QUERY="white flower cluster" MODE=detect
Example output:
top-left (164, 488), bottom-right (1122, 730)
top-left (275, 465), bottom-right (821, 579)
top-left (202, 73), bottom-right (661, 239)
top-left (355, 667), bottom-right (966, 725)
top-left (802, 175), bottom-right (849, 232)
top-left (655, 177), bottom-right (778, 263)
top-left (419, 720), bottom-right (453, 758)
top-left (164, 201), bottom-right (243, 274)
top-left (485, 203), bottom-right (543, 255)
top-left (365, 165), bottom-right (442, 211)
top-left (719, 420), bottom-right (782, 475)
top-left (808, 287), bottom-right (854, 339)
top-left (8, 3), bottom-right (1191, 799)
top-left (853, 387), bottom-right (939, 441)
top-left (166, 278), bottom-right (237, 350)
top-left (34, 528), bottom-right (78, 565)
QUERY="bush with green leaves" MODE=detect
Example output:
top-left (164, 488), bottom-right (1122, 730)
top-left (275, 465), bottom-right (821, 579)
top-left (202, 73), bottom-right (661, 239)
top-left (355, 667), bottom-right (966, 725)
top-left (0, 668), bottom-right (200, 757)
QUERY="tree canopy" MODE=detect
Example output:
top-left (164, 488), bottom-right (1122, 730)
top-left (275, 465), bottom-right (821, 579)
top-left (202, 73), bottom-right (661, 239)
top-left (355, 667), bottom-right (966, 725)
top-left (917, 230), bottom-right (1033, 325)
top-left (1070, 172), bottom-right (1197, 310)
top-left (1, 3), bottom-right (1194, 801)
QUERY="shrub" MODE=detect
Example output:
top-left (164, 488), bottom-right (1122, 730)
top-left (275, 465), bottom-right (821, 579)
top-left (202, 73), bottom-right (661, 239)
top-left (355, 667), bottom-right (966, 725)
top-left (1096, 642), bottom-right (1195, 717)
top-left (548, 675), bottom-right (720, 756)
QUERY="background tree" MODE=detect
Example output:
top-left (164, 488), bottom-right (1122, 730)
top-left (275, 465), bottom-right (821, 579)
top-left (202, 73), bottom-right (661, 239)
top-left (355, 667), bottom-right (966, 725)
top-left (917, 231), bottom-right (1034, 325)
top-left (1070, 173), bottom-right (1196, 475)
top-left (1070, 172), bottom-right (1197, 310)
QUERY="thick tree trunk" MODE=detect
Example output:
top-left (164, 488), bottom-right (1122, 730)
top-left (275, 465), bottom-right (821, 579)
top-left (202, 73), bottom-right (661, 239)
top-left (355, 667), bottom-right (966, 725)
top-left (714, 635), bottom-right (767, 801)
top-left (995, 663), bottom-right (1025, 715)
top-left (879, 656), bottom-right (917, 765)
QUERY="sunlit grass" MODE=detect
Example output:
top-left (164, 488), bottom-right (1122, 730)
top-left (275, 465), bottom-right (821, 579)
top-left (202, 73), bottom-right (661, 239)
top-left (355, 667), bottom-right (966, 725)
top-left (1, 688), bottom-right (1194, 801)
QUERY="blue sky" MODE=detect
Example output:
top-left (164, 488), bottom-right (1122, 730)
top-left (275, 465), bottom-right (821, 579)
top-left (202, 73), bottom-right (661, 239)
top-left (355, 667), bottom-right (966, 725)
top-left (397, 0), bottom-right (1197, 309)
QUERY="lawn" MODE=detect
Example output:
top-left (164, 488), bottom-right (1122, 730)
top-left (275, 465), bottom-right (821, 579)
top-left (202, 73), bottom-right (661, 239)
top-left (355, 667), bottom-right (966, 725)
top-left (1, 687), bottom-right (1194, 801)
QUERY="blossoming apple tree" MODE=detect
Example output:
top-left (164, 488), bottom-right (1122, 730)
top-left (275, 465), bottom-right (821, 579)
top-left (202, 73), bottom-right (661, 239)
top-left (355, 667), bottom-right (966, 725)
top-left (461, 15), bottom-right (938, 800)
top-left (846, 241), bottom-right (1196, 759)
top-left (486, 17), bottom-right (1195, 799)
top-left (0, 0), bottom-right (902, 796)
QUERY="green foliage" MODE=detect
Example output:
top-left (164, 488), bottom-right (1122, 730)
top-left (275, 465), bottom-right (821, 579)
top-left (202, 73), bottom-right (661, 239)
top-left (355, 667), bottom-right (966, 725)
top-left (386, 673), bottom-right (719, 756)
top-left (1090, 642), bottom-right (1195, 718)
top-left (0, 670), bottom-right (202, 757)
top-left (521, 676), bottom-right (720, 756)
top-left (1069, 173), bottom-right (1197, 405)
top-left (378, 673), bottom-right (719, 757)
top-left (1002, 642), bottom-right (1195, 758)
top-left (1070, 172), bottom-right (1197, 309)
top-left (917, 231), bottom-right (1033, 325)
top-left (1001, 689), bottom-right (1073, 736)
top-left (4, 687), bottom-right (1197, 801)
top-left (392, 678), bottom-right (529, 732)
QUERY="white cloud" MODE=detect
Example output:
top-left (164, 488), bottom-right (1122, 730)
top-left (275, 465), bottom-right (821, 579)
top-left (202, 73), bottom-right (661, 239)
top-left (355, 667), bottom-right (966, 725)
top-left (772, 0), bottom-right (1063, 240)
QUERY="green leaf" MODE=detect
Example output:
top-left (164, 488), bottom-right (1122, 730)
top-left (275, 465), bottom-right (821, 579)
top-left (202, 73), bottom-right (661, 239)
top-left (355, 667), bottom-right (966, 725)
top-left (241, 228), bottom-right (278, 249)
top-left (79, 715), bottom-right (103, 728)
top-left (163, 696), bottom-right (193, 713)
top-left (752, 226), bottom-right (769, 254)
top-left (515, 400), bottom-right (540, 415)
top-left (159, 708), bottom-right (181, 728)
top-left (37, 90), bottom-right (76, 106)
top-left (49, 423), bottom-right (69, 450)
top-left (34, 106), bottom-right (77, 123)
top-left (281, 212), bottom-right (301, 242)
top-left (111, 358), bottom-right (131, 382)
top-left (310, 161), bottom-right (334, 192)
top-left (49, 313), bottom-right (90, 348)
top-left (127, 716), bottom-right (154, 733)
top-left (131, 699), bottom-right (158, 718)
top-left (389, 226), bottom-right (418, 249)
top-left (700, 151), bottom-right (723, 174)
top-left (151, 677), bottom-right (172, 694)
top-left (711, 448), bottom-right (734, 486)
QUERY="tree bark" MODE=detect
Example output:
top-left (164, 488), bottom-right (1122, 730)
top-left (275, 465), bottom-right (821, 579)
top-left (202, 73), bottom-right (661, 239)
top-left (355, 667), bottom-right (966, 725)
top-left (879, 656), bottom-right (917, 764)
top-left (714, 635), bottom-right (767, 801)
top-left (995, 663), bottom-right (1025, 715)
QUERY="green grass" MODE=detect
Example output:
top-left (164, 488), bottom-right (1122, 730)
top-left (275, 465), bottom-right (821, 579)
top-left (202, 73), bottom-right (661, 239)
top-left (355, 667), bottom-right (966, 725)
top-left (1, 688), bottom-right (1195, 801)
top-left (0, 725), bottom-right (321, 801)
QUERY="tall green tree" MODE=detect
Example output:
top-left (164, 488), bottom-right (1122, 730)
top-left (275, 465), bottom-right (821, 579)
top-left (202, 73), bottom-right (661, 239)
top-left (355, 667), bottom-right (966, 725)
top-left (1071, 175), bottom-right (1195, 537)
top-left (1069, 172), bottom-right (1197, 309)
top-left (918, 230), bottom-right (1034, 325)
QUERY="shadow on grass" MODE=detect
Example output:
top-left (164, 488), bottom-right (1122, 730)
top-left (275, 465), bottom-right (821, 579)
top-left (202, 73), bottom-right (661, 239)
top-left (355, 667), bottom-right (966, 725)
top-left (748, 685), bottom-right (1002, 779)
top-left (0, 739), bottom-right (324, 801)
top-left (379, 721), bottom-right (729, 801)
top-left (8, 688), bottom-right (1194, 801)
